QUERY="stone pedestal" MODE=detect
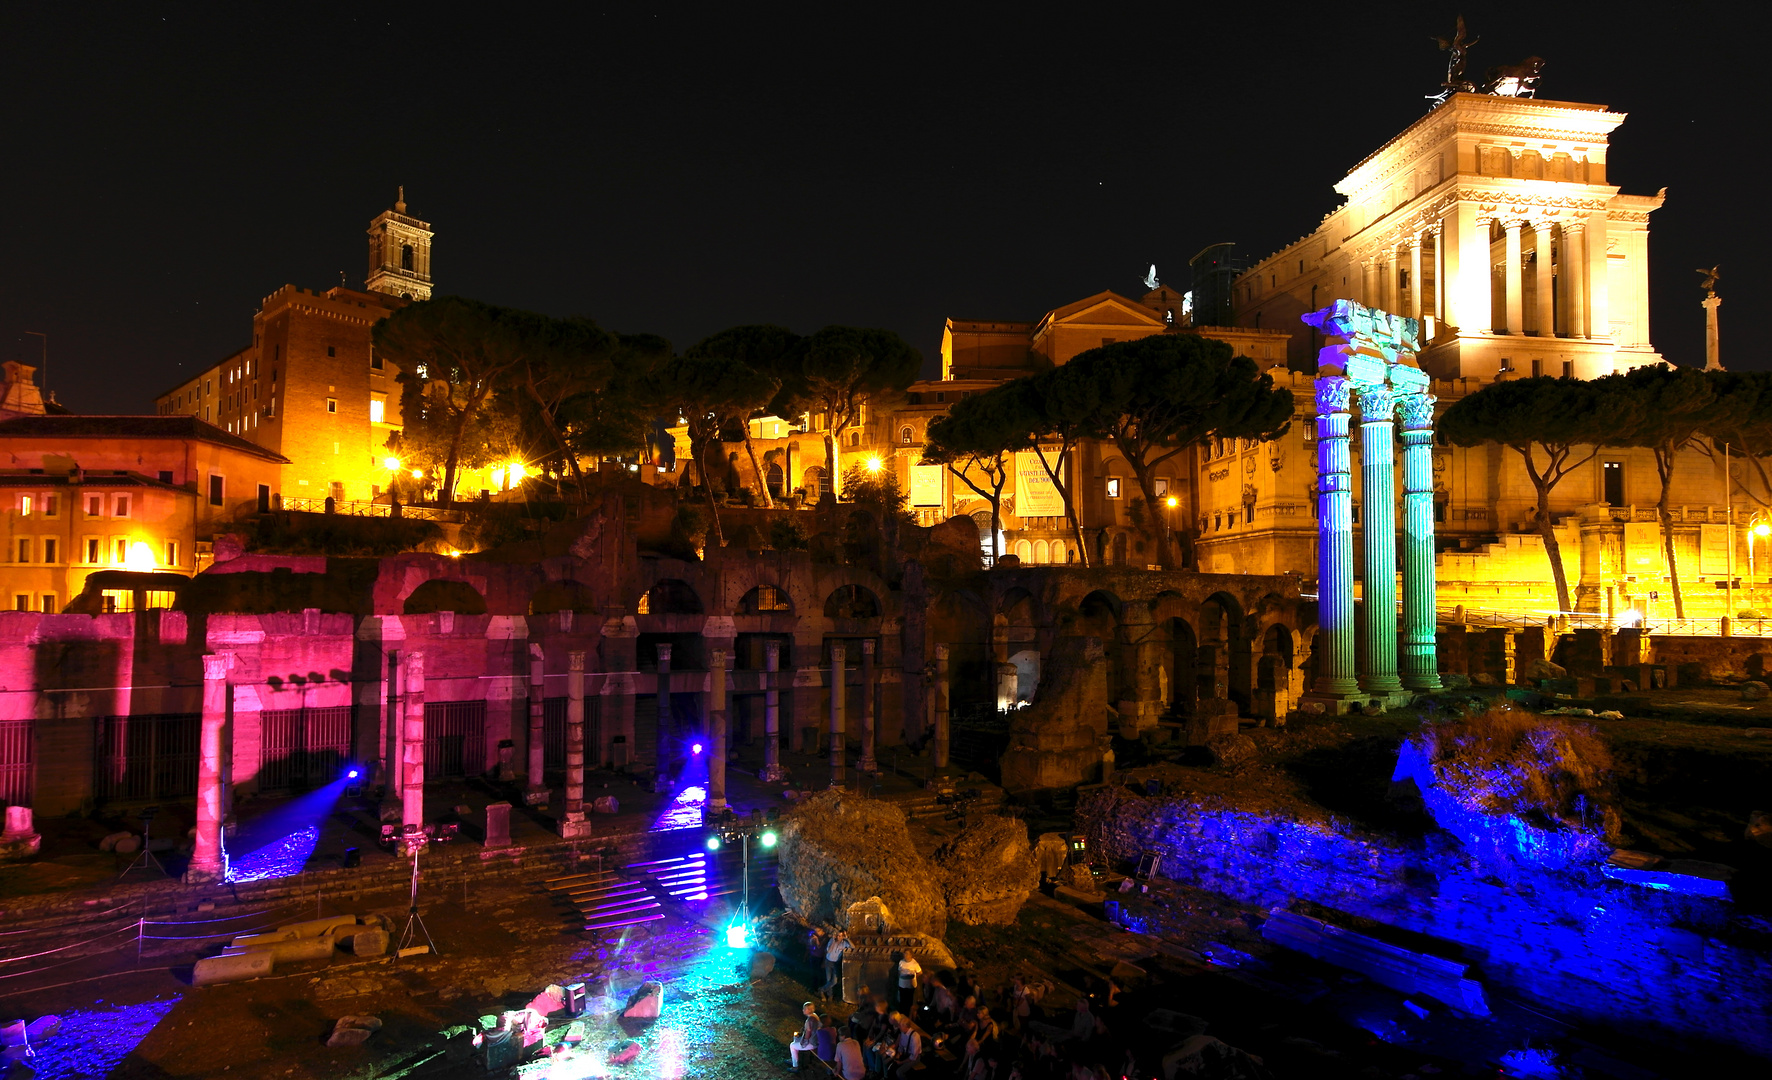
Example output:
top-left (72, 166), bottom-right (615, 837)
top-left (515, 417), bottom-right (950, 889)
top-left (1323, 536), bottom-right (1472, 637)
top-left (0, 806), bottom-right (41, 861)
top-left (484, 801), bottom-right (513, 849)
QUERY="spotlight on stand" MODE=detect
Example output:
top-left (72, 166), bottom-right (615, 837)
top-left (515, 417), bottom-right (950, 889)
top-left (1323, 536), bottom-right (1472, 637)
top-left (691, 742), bottom-right (704, 755)
top-left (760, 829), bottom-right (778, 848)
top-left (706, 835), bottom-right (722, 852)
top-left (725, 922), bottom-right (749, 948)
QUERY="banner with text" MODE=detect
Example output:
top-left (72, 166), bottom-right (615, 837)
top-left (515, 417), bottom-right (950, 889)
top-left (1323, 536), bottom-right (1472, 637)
top-left (910, 464), bottom-right (944, 507)
top-left (1014, 452), bottom-right (1066, 518)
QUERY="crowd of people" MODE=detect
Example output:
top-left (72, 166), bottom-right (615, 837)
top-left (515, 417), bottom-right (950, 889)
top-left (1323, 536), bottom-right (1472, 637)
top-left (793, 927), bottom-right (1132, 1079)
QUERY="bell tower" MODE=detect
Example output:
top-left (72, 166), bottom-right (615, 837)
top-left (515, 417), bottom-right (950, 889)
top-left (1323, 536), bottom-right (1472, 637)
top-left (365, 187), bottom-right (434, 301)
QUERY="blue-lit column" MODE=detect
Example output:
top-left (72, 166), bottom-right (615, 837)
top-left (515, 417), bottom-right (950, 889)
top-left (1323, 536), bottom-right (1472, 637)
top-left (1312, 376), bottom-right (1361, 698)
top-left (1359, 384), bottom-right (1404, 695)
top-left (1397, 392), bottom-right (1443, 691)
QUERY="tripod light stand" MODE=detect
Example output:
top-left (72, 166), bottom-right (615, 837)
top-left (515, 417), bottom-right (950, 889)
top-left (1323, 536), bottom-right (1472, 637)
top-left (396, 837), bottom-right (439, 959)
top-left (117, 805), bottom-right (169, 882)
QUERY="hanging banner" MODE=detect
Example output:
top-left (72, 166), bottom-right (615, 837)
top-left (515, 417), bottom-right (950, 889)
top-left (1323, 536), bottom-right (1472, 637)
top-left (1622, 522), bottom-right (1663, 575)
top-left (909, 464), bottom-right (944, 507)
top-left (1014, 451), bottom-right (1066, 518)
top-left (1700, 523), bottom-right (1732, 576)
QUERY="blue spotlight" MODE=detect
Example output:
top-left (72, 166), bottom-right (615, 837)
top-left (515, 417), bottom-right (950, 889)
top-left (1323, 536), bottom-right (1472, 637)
top-left (691, 741), bottom-right (704, 755)
top-left (346, 768), bottom-right (360, 779)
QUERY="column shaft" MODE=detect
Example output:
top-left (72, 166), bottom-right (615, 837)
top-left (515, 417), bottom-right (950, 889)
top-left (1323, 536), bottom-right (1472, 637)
top-left (828, 642), bottom-right (847, 788)
top-left (1408, 236), bottom-right (1424, 322)
top-left (858, 639), bottom-right (877, 773)
top-left (933, 644), bottom-right (951, 770)
top-left (1359, 385), bottom-right (1404, 694)
top-left (1567, 224), bottom-right (1588, 339)
top-left (1398, 395), bottom-right (1444, 691)
top-left (1453, 206), bottom-right (1491, 333)
top-left (1431, 226), bottom-right (1447, 333)
top-left (186, 654), bottom-right (229, 883)
top-left (654, 644), bottom-right (674, 788)
top-left (1533, 223), bottom-right (1555, 337)
top-left (761, 640), bottom-right (784, 781)
top-left (401, 651), bottom-right (426, 854)
top-left (565, 652), bottom-right (585, 815)
top-left (1312, 378), bottom-right (1360, 697)
top-left (1383, 247), bottom-right (1399, 313)
top-left (1585, 212), bottom-right (1609, 339)
top-left (709, 650), bottom-right (729, 810)
top-left (525, 643), bottom-right (546, 803)
top-left (1504, 221), bottom-right (1525, 335)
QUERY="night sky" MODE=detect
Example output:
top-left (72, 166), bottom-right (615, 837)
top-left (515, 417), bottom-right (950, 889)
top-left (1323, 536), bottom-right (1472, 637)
top-left (2, 2), bottom-right (1763, 415)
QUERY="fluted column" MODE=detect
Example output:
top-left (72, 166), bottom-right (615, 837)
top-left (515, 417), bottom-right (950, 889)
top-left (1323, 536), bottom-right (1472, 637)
top-left (1566, 222), bottom-right (1588, 339)
top-left (400, 651), bottom-right (426, 855)
top-left (1503, 220), bottom-right (1525, 335)
top-left (858, 639), bottom-right (877, 773)
top-left (1383, 246), bottom-right (1399, 314)
top-left (1430, 225), bottom-right (1446, 335)
top-left (708, 649), bottom-right (728, 811)
top-left (654, 643), bottom-right (674, 790)
top-left (828, 642), bottom-right (847, 789)
top-left (760, 640), bottom-right (784, 781)
top-left (1312, 377), bottom-right (1360, 697)
top-left (565, 652), bottom-right (585, 814)
top-left (186, 653), bottom-right (230, 883)
top-left (1397, 393), bottom-right (1443, 691)
top-left (1359, 384), bottom-right (1403, 695)
top-left (1408, 235), bottom-right (1424, 322)
top-left (933, 644), bottom-right (951, 769)
top-left (1532, 222), bottom-right (1555, 337)
top-left (1585, 211), bottom-right (1610, 340)
top-left (524, 643), bottom-right (546, 805)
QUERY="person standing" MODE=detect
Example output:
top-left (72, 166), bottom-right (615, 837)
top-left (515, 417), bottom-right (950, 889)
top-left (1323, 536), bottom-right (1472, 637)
top-left (822, 928), bottom-right (852, 999)
top-left (894, 950), bottom-right (923, 1016)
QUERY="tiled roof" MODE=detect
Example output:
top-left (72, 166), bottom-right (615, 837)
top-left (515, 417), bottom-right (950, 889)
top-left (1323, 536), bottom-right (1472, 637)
top-left (0, 415), bottom-right (290, 463)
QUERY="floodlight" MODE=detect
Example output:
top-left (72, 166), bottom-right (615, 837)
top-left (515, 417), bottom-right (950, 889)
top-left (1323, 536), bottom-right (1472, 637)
top-left (760, 830), bottom-right (777, 848)
top-left (725, 923), bottom-right (748, 948)
top-left (706, 835), bottom-right (722, 852)
top-left (691, 742), bottom-right (704, 755)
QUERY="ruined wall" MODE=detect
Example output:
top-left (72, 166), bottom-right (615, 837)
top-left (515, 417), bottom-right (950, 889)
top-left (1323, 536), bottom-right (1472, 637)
top-left (1079, 787), bottom-right (1772, 1059)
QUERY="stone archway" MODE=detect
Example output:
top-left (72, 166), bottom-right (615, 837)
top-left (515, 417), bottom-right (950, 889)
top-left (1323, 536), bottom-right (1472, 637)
top-left (1257, 622), bottom-right (1296, 720)
top-left (1199, 592), bottom-right (1252, 713)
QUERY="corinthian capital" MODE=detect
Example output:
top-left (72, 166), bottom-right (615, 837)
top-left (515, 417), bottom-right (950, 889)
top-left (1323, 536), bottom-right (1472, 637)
top-left (1314, 375), bottom-right (1352, 414)
top-left (1395, 392), bottom-right (1437, 431)
top-left (1357, 384), bottom-right (1395, 419)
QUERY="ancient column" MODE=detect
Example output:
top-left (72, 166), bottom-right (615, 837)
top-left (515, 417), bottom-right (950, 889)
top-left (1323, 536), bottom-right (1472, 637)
top-left (654, 643), bottom-right (673, 789)
top-left (400, 651), bottom-right (426, 855)
top-left (760, 639), bottom-right (785, 781)
top-left (1532, 222), bottom-right (1555, 337)
top-left (858, 639), bottom-right (877, 773)
top-left (1503, 220), bottom-right (1525, 335)
top-left (933, 644), bottom-right (951, 770)
top-left (185, 653), bottom-right (230, 883)
top-left (1585, 211), bottom-right (1609, 340)
top-left (708, 649), bottom-right (729, 811)
top-left (563, 651), bottom-right (587, 828)
top-left (1453, 206), bottom-right (1491, 333)
top-left (1430, 225), bottom-right (1447, 335)
top-left (1397, 392), bottom-right (1444, 691)
top-left (1704, 291), bottom-right (1722, 371)
top-left (828, 641), bottom-right (847, 789)
top-left (1311, 377), bottom-right (1360, 699)
top-left (1383, 246), bottom-right (1399, 314)
top-left (524, 643), bottom-right (547, 805)
top-left (1408, 234), bottom-right (1424, 323)
top-left (1358, 383), bottom-right (1404, 696)
top-left (384, 648), bottom-right (402, 805)
top-left (1566, 222), bottom-right (1588, 339)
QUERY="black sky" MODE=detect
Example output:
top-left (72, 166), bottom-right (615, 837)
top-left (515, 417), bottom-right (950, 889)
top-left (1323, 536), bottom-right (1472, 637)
top-left (2, 2), bottom-right (1764, 415)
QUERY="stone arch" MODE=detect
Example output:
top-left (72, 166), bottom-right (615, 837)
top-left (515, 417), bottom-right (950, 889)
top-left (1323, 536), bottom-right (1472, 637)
top-left (824, 583), bottom-right (881, 620)
top-left (736, 583), bottom-right (793, 615)
top-left (639, 578), bottom-right (704, 615)
top-left (1149, 591), bottom-right (1199, 718)
top-left (804, 466), bottom-right (827, 499)
top-left (1014, 539), bottom-right (1032, 562)
top-left (404, 578), bottom-right (487, 615)
top-left (529, 579), bottom-right (597, 615)
top-left (1033, 539), bottom-right (1049, 564)
top-left (1073, 589), bottom-right (1127, 708)
top-left (1111, 532), bottom-right (1129, 566)
top-left (1258, 622), bottom-right (1296, 703)
top-left (766, 462), bottom-right (785, 498)
top-left (1199, 591), bottom-right (1252, 712)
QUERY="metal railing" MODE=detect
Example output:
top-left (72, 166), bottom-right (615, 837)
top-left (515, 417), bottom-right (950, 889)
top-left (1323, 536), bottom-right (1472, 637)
top-left (275, 496), bottom-right (466, 523)
top-left (1440, 605), bottom-right (1772, 638)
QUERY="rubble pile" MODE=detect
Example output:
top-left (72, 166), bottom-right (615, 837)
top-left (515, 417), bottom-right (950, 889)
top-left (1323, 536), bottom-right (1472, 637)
top-left (934, 814), bottom-right (1038, 924)
top-left (777, 789), bottom-right (947, 937)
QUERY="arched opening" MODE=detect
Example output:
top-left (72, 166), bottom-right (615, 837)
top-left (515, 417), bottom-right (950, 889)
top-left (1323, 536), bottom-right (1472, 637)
top-left (638, 579), bottom-right (704, 615)
top-left (529, 579), bottom-right (596, 615)
top-left (900, 426), bottom-right (914, 445)
top-left (400, 243), bottom-right (414, 270)
top-left (1014, 539), bottom-right (1032, 562)
top-left (824, 583), bottom-right (881, 620)
top-left (1258, 623), bottom-right (1295, 718)
top-left (766, 463), bottom-right (785, 498)
top-left (1199, 592), bottom-right (1251, 713)
top-left (1033, 539), bottom-right (1049, 564)
top-left (1111, 532), bottom-right (1129, 566)
top-left (737, 584), bottom-right (793, 615)
top-left (1000, 588), bottom-right (1040, 702)
top-left (804, 466), bottom-right (826, 499)
top-left (403, 578), bottom-right (487, 615)
top-left (1073, 589), bottom-right (1125, 705)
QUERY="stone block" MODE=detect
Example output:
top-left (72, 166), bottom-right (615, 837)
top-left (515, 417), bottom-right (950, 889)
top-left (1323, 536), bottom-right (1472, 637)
top-left (349, 929), bottom-right (390, 957)
top-left (559, 814), bottom-right (594, 840)
top-left (778, 790), bottom-right (947, 937)
top-left (593, 795), bottom-right (620, 814)
top-left (748, 951), bottom-right (776, 978)
top-left (934, 815), bottom-right (1037, 925)
top-left (193, 949), bottom-right (274, 986)
top-left (225, 934), bottom-right (335, 964)
top-left (1185, 711), bottom-right (1238, 747)
top-left (1203, 733), bottom-right (1258, 769)
top-left (483, 802), bottom-right (512, 848)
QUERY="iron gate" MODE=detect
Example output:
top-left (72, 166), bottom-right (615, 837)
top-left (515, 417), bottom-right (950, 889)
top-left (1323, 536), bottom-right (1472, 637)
top-left (424, 700), bottom-right (486, 779)
top-left (94, 714), bottom-right (200, 802)
top-left (542, 696), bottom-right (568, 770)
top-left (0, 719), bottom-right (31, 807)
top-left (258, 706), bottom-right (354, 794)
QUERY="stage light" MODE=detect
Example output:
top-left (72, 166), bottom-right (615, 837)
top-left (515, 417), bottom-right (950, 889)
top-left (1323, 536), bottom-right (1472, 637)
top-left (691, 742), bottom-right (703, 755)
top-left (1757, 522), bottom-right (1770, 538)
top-left (706, 835), bottom-right (722, 851)
top-left (346, 768), bottom-right (360, 779)
top-left (725, 922), bottom-right (748, 948)
top-left (760, 830), bottom-right (777, 848)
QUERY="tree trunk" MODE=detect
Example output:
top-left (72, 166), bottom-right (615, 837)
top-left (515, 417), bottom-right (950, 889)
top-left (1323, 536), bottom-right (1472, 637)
top-left (1535, 479), bottom-right (1573, 613)
top-left (1035, 443), bottom-right (1089, 568)
top-left (825, 426), bottom-right (842, 500)
top-left (742, 428), bottom-right (774, 508)
top-left (441, 407), bottom-right (471, 508)
top-left (946, 461), bottom-right (1004, 562)
top-left (1122, 454), bottom-right (1174, 569)
top-left (525, 382), bottom-right (587, 501)
top-left (1657, 448), bottom-right (1684, 619)
top-left (700, 434), bottom-right (725, 550)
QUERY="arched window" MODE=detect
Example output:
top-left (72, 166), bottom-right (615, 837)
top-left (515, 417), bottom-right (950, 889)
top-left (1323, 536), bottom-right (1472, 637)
top-left (1033, 539), bottom-right (1049, 564)
top-left (824, 584), bottom-right (881, 619)
top-left (1014, 539), bottom-right (1032, 562)
top-left (900, 427), bottom-right (914, 445)
top-left (738, 584), bottom-right (793, 615)
top-left (804, 466), bottom-right (826, 498)
top-left (849, 430), bottom-right (862, 447)
top-left (401, 244), bottom-right (414, 271)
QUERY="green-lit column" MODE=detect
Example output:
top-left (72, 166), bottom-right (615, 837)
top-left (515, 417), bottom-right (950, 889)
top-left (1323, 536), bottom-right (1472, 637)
top-left (1358, 383), bottom-right (1403, 695)
top-left (1312, 375), bottom-right (1360, 697)
top-left (1397, 391), bottom-right (1443, 691)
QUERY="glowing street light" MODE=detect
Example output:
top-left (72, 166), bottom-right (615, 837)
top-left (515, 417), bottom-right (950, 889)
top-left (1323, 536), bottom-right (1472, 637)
top-left (383, 456), bottom-right (402, 471)
top-left (864, 455), bottom-right (883, 474)
top-left (124, 541), bottom-right (157, 572)
top-left (1165, 495), bottom-right (1180, 508)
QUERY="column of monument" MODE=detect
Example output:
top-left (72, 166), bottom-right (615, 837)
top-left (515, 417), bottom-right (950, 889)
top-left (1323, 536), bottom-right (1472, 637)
top-left (1359, 383), bottom-right (1404, 696)
top-left (1397, 391), bottom-right (1444, 691)
top-left (708, 649), bottom-right (729, 811)
top-left (186, 653), bottom-right (230, 883)
top-left (524, 643), bottom-right (547, 805)
top-left (1408, 236), bottom-right (1424, 322)
top-left (561, 651), bottom-right (588, 837)
top-left (1532, 222), bottom-right (1555, 337)
top-left (1312, 377), bottom-right (1360, 699)
top-left (1503, 220), bottom-right (1526, 335)
top-left (760, 640), bottom-right (784, 781)
top-left (1566, 222), bottom-right (1588, 339)
top-left (932, 644), bottom-right (951, 770)
top-left (858, 639), bottom-right (877, 774)
top-left (828, 642), bottom-right (847, 788)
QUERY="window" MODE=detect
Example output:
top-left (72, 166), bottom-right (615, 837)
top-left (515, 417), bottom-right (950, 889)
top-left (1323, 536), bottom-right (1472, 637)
top-left (114, 495), bottom-right (130, 518)
top-left (16, 539), bottom-right (30, 563)
top-left (40, 594), bottom-right (55, 613)
top-left (1106, 477), bottom-right (1122, 499)
top-left (330, 481), bottom-right (346, 503)
top-left (900, 426), bottom-right (913, 445)
top-left (209, 475), bottom-right (224, 506)
top-left (18, 495), bottom-right (30, 515)
top-left (85, 538), bottom-right (100, 564)
top-left (1531, 359), bottom-right (1542, 377)
top-left (13, 595), bottom-right (27, 612)
top-left (369, 396), bottom-right (385, 424)
top-left (1153, 478), bottom-right (1169, 497)
top-left (158, 470), bottom-right (174, 484)
top-left (1562, 361), bottom-right (1574, 378)
top-left (327, 345), bottom-right (336, 357)
top-left (401, 244), bottom-right (414, 270)
top-left (165, 540), bottom-right (179, 567)
top-left (43, 538), bottom-right (56, 564)
top-left (371, 353), bottom-right (384, 371)
top-left (326, 398), bottom-right (338, 414)
top-left (1603, 461), bottom-right (1625, 507)
top-left (114, 538), bottom-right (128, 564)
